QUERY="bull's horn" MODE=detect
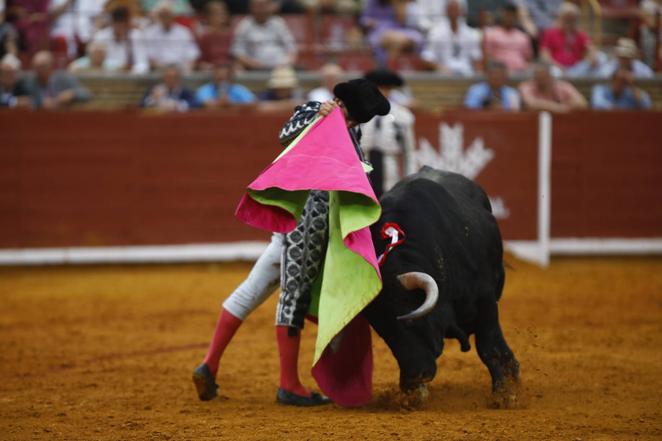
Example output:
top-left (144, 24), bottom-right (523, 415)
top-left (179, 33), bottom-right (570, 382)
top-left (396, 272), bottom-right (439, 321)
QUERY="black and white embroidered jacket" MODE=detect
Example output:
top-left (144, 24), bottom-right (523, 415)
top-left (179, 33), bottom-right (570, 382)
top-left (278, 101), bottom-right (369, 167)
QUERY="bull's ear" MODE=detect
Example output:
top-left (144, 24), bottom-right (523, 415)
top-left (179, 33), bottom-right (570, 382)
top-left (396, 272), bottom-right (439, 321)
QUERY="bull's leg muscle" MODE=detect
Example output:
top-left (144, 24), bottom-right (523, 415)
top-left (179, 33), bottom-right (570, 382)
top-left (474, 299), bottom-right (519, 393)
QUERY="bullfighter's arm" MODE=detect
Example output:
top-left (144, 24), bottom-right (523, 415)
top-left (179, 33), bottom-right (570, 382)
top-left (278, 101), bottom-right (322, 147)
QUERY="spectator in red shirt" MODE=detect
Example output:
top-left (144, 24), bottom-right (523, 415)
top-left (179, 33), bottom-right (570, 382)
top-left (540, 2), bottom-right (597, 75)
top-left (196, 0), bottom-right (233, 71)
top-left (483, 3), bottom-right (533, 74)
top-left (7, 0), bottom-right (51, 59)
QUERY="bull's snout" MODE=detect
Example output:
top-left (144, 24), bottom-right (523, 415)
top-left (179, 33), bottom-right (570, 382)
top-left (399, 361), bottom-right (437, 392)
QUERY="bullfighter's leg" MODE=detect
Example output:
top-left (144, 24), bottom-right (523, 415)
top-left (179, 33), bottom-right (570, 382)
top-left (193, 233), bottom-right (283, 401)
top-left (474, 298), bottom-right (520, 406)
top-left (275, 191), bottom-right (331, 406)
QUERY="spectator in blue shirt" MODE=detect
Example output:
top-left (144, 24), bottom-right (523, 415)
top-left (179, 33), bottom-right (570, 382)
top-left (591, 68), bottom-right (652, 110)
top-left (196, 63), bottom-right (256, 109)
top-left (464, 61), bottom-right (521, 111)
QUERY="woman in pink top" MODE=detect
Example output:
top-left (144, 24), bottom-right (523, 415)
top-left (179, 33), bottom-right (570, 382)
top-left (483, 3), bottom-right (533, 73)
top-left (540, 2), bottom-right (596, 71)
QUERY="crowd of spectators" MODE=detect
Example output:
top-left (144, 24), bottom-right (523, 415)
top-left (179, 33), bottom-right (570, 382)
top-left (0, 0), bottom-right (660, 112)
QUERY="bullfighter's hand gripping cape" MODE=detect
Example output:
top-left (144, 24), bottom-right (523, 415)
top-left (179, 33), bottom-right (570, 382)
top-left (235, 108), bottom-right (382, 407)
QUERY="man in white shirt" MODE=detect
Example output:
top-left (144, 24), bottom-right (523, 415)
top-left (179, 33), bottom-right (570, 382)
top-left (407, 0), bottom-right (449, 34)
top-left (231, 0), bottom-right (297, 70)
top-left (92, 6), bottom-right (150, 74)
top-left (421, 0), bottom-right (482, 76)
top-left (362, 69), bottom-right (416, 198)
top-left (143, 0), bottom-right (200, 72)
top-left (50, 0), bottom-right (104, 58)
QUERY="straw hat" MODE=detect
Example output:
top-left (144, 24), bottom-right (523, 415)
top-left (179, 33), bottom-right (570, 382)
top-left (267, 66), bottom-right (299, 89)
top-left (614, 38), bottom-right (638, 59)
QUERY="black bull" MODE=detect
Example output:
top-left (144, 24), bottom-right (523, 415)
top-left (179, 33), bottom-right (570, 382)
top-left (363, 167), bottom-right (520, 398)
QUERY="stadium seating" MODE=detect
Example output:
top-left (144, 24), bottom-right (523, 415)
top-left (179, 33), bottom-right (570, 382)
top-left (75, 73), bottom-right (662, 111)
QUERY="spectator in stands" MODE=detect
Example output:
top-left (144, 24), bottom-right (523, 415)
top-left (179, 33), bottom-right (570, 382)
top-left (258, 65), bottom-right (302, 110)
top-left (141, 0), bottom-right (193, 15)
top-left (24, 50), bottom-right (91, 109)
top-left (6, 0), bottom-right (55, 59)
top-left (483, 2), bottom-right (533, 74)
top-left (196, 62), bottom-right (256, 108)
top-left (144, 0), bottom-right (200, 72)
top-left (141, 64), bottom-right (197, 111)
top-left (519, 62), bottom-right (587, 113)
top-left (301, 0), bottom-right (361, 15)
top-left (465, 0), bottom-right (511, 28)
top-left (49, 0), bottom-right (104, 59)
top-left (0, 3), bottom-right (18, 59)
top-left (591, 68), bottom-right (652, 110)
top-left (406, 0), bottom-right (448, 34)
top-left (231, 0), bottom-right (297, 70)
top-left (464, 61), bottom-right (520, 110)
top-left (421, 0), bottom-right (482, 76)
top-left (362, 68), bottom-right (415, 197)
top-left (92, 6), bottom-right (149, 74)
top-left (68, 41), bottom-right (112, 73)
top-left (540, 2), bottom-right (598, 76)
top-left (0, 53), bottom-right (30, 107)
top-left (599, 38), bottom-right (654, 79)
top-left (639, 0), bottom-right (662, 70)
top-left (360, 0), bottom-right (424, 67)
top-left (196, 1), bottom-right (233, 71)
top-left (307, 62), bottom-right (343, 102)
top-left (516, 0), bottom-right (562, 40)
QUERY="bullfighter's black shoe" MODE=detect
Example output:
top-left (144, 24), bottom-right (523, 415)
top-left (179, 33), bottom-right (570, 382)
top-left (276, 388), bottom-right (332, 407)
top-left (192, 363), bottom-right (218, 401)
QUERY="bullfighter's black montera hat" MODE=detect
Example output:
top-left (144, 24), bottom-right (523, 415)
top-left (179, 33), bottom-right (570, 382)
top-left (333, 79), bottom-right (390, 124)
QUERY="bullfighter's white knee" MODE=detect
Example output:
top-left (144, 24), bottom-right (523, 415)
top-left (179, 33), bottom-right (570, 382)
top-left (222, 233), bottom-right (283, 320)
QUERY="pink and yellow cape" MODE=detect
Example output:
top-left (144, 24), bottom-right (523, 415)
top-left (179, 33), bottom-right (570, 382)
top-left (235, 108), bottom-right (382, 407)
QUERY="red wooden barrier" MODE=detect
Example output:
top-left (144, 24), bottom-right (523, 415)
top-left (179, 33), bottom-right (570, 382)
top-left (1, 110), bottom-right (661, 259)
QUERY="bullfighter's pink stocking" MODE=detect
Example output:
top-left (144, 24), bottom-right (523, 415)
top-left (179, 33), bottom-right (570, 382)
top-left (203, 308), bottom-right (242, 376)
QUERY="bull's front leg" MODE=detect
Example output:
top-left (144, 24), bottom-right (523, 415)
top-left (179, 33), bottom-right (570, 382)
top-left (474, 298), bottom-right (520, 408)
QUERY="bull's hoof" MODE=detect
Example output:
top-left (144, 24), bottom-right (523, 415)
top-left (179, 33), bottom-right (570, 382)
top-left (397, 384), bottom-right (430, 409)
top-left (489, 377), bottom-right (521, 409)
top-left (399, 373), bottom-right (434, 393)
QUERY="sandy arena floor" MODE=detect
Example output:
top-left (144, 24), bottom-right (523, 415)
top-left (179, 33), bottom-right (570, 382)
top-left (1, 257), bottom-right (661, 440)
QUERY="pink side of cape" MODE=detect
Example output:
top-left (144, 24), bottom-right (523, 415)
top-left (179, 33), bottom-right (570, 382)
top-left (234, 108), bottom-right (380, 407)
top-left (235, 108), bottom-right (380, 272)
